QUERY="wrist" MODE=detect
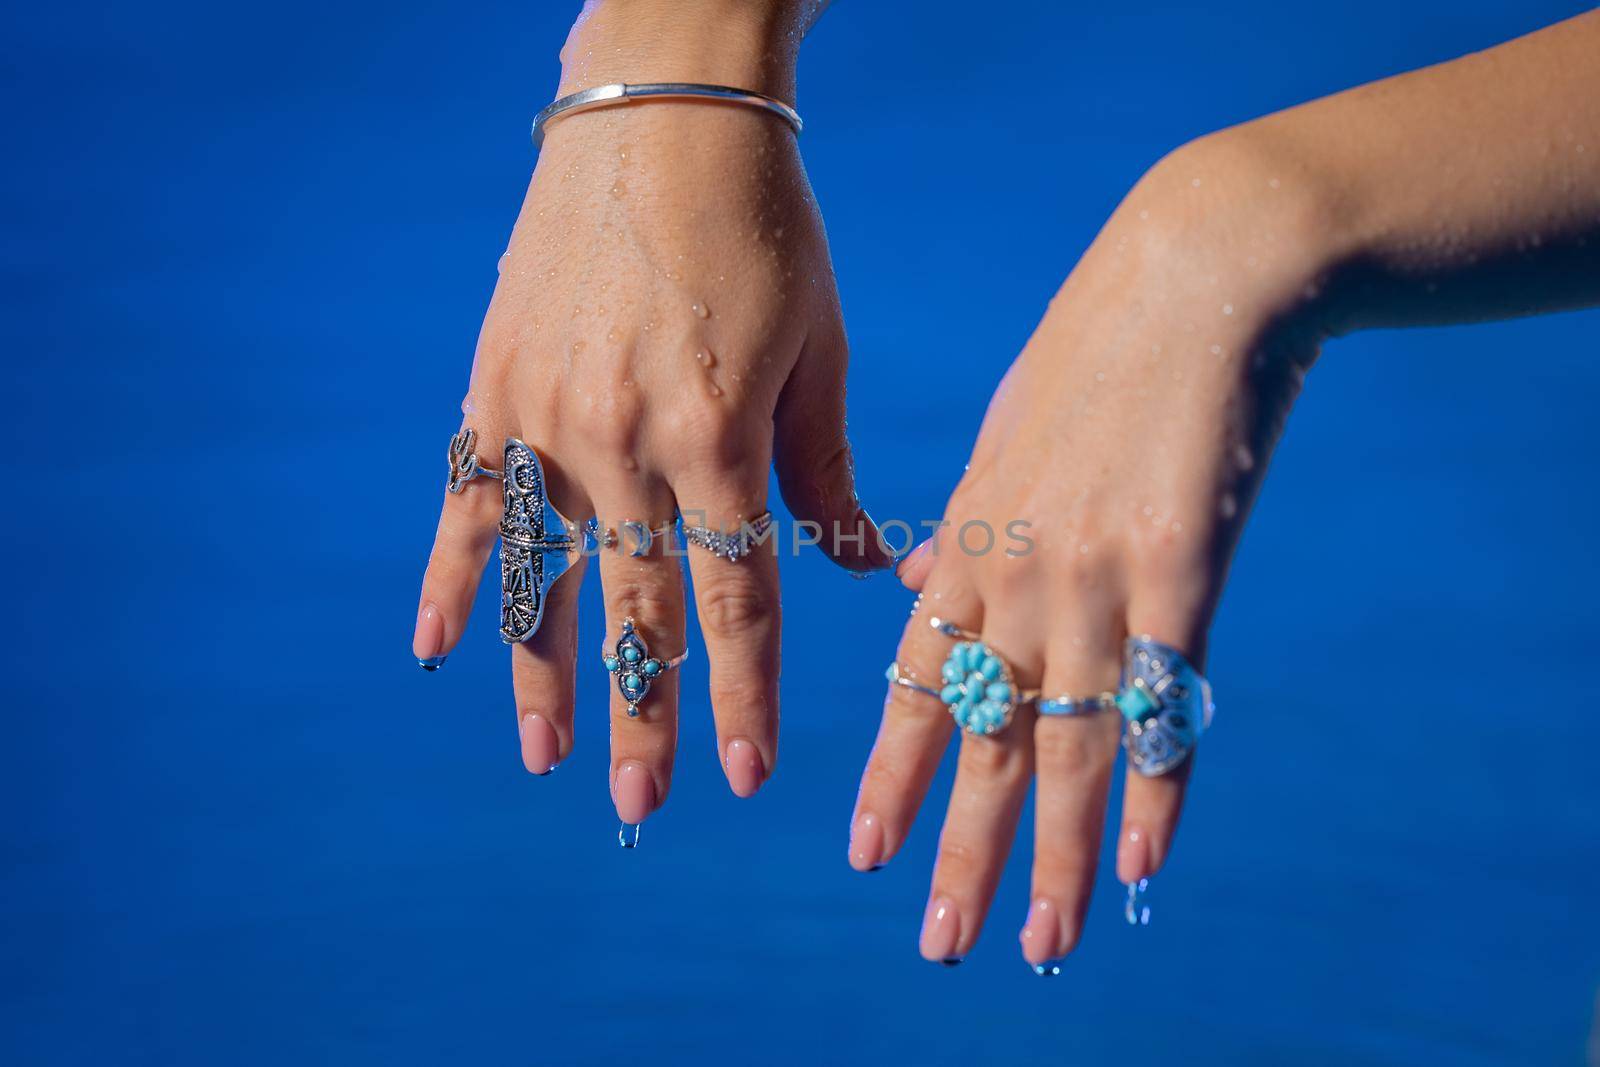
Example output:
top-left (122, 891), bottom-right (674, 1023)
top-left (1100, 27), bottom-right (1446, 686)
top-left (1126, 127), bottom-right (1354, 335)
top-left (558, 0), bottom-right (807, 102)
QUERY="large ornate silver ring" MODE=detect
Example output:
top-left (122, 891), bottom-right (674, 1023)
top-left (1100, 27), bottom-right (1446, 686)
top-left (682, 511), bottom-right (774, 563)
top-left (447, 428), bottom-right (504, 494)
top-left (499, 438), bottom-right (578, 643)
top-left (1116, 635), bottom-right (1214, 776)
top-left (603, 617), bottom-right (689, 717)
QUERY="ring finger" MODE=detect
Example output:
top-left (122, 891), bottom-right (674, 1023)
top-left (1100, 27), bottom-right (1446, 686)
top-left (917, 610), bottom-right (1041, 964)
top-left (590, 474), bottom-right (687, 834)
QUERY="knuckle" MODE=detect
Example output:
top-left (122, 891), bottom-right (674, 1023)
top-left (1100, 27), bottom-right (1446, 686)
top-left (692, 413), bottom-right (758, 473)
top-left (1035, 721), bottom-right (1115, 777)
top-left (957, 733), bottom-right (1029, 783)
top-left (580, 391), bottom-right (646, 458)
top-left (608, 581), bottom-right (680, 629)
top-left (697, 581), bottom-right (772, 638)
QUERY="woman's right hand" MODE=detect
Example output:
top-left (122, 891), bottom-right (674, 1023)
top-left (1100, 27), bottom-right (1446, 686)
top-left (412, 0), bottom-right (889, 833)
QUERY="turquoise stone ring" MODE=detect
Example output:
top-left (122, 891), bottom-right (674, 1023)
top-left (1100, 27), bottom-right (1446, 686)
top-left (1117, 635), bottom-right (1214, 776)
top-left (937, 640), bottom-right (1024, 736)
top-left (603, 617), bottom-right (688, 717)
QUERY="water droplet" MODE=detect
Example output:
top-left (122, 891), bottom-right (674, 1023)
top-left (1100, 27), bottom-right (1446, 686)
top-left (694, 348), bottom-right (716, 368)
top-left (1209, 344), bottom-right (1223, 356)
top-left (1268, 177), bottom-right (1280, 189)
top-left (691, 301), bottom-right (710, 319)
top-left (618, 822), bottom-right (641, 849)
top-left (1234, 444), bottom-right (1255, 471)
top-left (610, 180), bottom-right (627, 198)
top-left (1219, 493), bottom-right (1238, 519)
top-left (706, 382), bottom-right (723, 398)
top-left (1222, 303), bottom-right (1234, 315)
top-left (496, 253), bottom-right (509, 274)
top-left (1094, 371), bottom-right (1106, 383)
top-left (1124, 878), bottom-right (1150, 925)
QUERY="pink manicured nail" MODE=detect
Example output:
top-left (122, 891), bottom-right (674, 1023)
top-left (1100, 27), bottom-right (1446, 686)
top-left (920, 896), bottom-right (962, 963)
top-left (414, 601), bottom-right (445, 670)
top-left (723, 738), bottom-right (765, 798)
top-left (848, 812), bottom-right (884, 872)
top-left (519, 714), bottom-right (559, 775)
top-left (1020, 898), bottom-right (1063, 972)
top-left (613, 760), bottom-right (656, 825)
top-left (1118, 825), bottom-right (1150, 884)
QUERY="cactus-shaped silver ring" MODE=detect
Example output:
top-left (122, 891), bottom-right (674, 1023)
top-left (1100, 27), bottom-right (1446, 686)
top-left (446, 428), bottom-right (504, 494)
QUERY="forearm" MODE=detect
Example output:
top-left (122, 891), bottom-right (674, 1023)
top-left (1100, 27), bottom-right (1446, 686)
top-left (1246, 10), bottom-right (1600, 332)
top-left (556, 0), bottom-right (828, 101)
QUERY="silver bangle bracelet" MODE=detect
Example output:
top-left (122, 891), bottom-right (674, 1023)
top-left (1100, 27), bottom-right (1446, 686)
top-left (531, 82), bottom-right (803, 149)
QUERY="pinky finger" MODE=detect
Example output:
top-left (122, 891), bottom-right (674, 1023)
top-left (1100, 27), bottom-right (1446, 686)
top-left (413, 427), bottom-right (507, 668)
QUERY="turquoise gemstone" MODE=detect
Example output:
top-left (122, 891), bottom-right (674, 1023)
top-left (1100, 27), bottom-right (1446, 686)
top-left (603, 655), bottom-right (620, 672)
top-left (622, 672), bottom-right (642, 692)
top-left (966, 644), bottom-right (986, 671)
top-left (941, 659), bottom-right (964, 684)
top-left (986, 682), bottom-right (1012, 703)
top-left (980, 656), bottom-right (1001, 681)
top-left (1117, 685), bottom-right (1157, 721)
top-left (642, 659), bottom-right (662, 677)
top-left (951, 702), bottom-right (971, 728)
top-left (940, 683), bottom-right (963, 705)
top-left (622, 645), bottom-right (642, 664)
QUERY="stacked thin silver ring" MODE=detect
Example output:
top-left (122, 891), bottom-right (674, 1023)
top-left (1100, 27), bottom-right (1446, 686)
top-left (883, 615), bottom-right (1215, 775)
top-left (446, 430), bottom-right (770, 714)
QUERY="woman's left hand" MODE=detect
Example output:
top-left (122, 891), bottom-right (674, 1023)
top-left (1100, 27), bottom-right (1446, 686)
top-left (847, 130), bottom-right (1328, 968)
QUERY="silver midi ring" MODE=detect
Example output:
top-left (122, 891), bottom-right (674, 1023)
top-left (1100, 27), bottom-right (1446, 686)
top-left (1116, 635), bottom-right (1214, 776)
top-left (682, 511), bottom-right (774, 563)
top-left (1037, 691), bottom-right (1119, 718)
top-left (603, 616), bottom-right (689, 717)
top-left (582, 517), bottom-right (662, 559)
top-left (499, 438), bottom-right (578, 643)
top-left (884, 661), bottom-right (941, 700)
top-left (927, 616), bottom-right (1039, 737)
top-left (447, 428), bottom-right (504, 494)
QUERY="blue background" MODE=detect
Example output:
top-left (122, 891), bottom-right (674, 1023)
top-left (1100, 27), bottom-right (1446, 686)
top-left (6, 1), bottom-right (1599, 1063)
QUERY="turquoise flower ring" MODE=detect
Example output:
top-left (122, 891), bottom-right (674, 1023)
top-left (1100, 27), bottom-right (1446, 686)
top-left (602, 616), bottom-right (689, 717)
top-left (1117, 635), bottom-right (1215, 776)
top-left (933, 639), bottom-right (1036, 737)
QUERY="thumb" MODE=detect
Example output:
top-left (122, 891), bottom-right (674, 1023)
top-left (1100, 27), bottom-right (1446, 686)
top-left (772, 330), bottom-right (895, 574)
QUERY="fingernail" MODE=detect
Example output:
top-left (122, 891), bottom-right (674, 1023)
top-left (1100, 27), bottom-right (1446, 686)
top-left (723, 738), bottom-right (765, 798)
top-left (518, 714), bottom-right (559, 775)
top-left (920, 896), bottom-right (962, 963)
top-left (1125, 877), bottom-right (1151, 926)
top-left (414, 602), bottom-right (445, 669)
top-left (613, 760), bottom-right (656, 825)
top-left (1019, 898), bottom-right (1062, 970)
top-left (1117, 825), bottom-right (1150, 884)
top-left (618, 822), bottom-right (642, 849)
top-left (848, 812), bottom-right (885, 872)
top-left (858, 507), bottom-right (895, 571)
top-left (894, 538), bottom-right (934, 585)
